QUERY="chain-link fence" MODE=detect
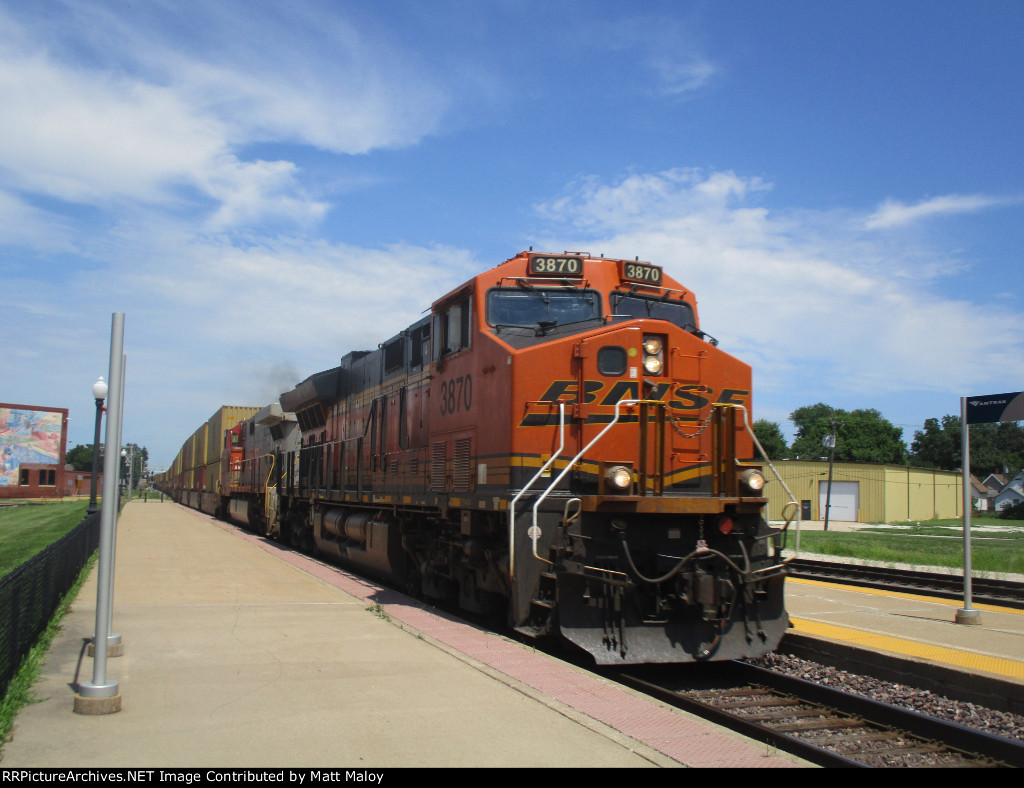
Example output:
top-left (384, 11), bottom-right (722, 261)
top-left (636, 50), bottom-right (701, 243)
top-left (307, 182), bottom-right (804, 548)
top-left (0, 512), bottom-right (100, 697)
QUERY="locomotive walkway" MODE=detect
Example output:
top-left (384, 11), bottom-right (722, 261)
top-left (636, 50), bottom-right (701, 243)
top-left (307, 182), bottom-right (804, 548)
top-left (1, 500), bottom-right (806, 769)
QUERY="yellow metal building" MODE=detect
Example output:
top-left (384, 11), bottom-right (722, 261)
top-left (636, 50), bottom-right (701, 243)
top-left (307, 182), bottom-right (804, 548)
top-left (761, 460), bottom-right (963, 524)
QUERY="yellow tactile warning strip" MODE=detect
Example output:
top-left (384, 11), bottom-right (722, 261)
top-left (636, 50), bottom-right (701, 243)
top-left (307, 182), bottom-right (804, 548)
top-left (789, 617), bottom-right (1024, 680)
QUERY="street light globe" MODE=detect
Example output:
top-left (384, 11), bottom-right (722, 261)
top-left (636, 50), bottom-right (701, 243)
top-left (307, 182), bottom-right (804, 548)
top-left (92, 376), bottom-right (108, 401)
top-left (121, 449), bottom-right (127, 458)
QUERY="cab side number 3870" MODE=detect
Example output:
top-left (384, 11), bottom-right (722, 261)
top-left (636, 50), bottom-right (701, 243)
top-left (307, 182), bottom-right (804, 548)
top-left (440, 375), bottom-right (472, 415)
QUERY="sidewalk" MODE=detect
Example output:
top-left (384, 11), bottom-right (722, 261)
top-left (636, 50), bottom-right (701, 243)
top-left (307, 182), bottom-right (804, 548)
top-left (1, 500), bottom-right (804, 768)
top-left (782, 519), bottom-right (870, 533)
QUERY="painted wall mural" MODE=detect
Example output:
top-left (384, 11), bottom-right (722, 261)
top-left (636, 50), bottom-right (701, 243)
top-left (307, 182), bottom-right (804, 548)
top-left (0, 407), bottom-right (63, 486)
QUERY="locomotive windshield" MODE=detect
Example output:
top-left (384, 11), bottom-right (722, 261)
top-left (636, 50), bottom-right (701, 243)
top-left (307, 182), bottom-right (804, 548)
top-left (610, 292), bottom-right (697, 333)
top-left (487, 288), bottom-right (601, 332)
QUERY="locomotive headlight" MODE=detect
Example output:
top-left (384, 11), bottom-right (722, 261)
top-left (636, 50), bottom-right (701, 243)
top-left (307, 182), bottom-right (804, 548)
top-left (642, 335), bottom-right (664, 375)
top-left (605, 465), bottom-right (633, 491)
top-left (739, 468), bottom-right (766, 493)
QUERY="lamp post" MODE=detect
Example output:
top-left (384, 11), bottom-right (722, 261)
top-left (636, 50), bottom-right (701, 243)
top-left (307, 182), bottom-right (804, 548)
top-left (121, 447), bottom-right (133, 500)
top-left (87, 377), bottom-right (108, 515)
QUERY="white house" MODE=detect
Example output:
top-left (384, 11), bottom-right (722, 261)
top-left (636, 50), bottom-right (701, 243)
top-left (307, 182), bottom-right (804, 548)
top-left (994, 470), bottom-right (1024, 512)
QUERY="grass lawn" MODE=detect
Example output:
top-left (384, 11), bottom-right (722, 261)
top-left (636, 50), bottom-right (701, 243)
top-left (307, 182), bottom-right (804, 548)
top-left (0, 552), bottom-right (95, 756)
top-left (788, 516), bottom-right (1024, 576)
top-left (0, 498), bottom-right (98, 753)
top-left (0, 499), bottom-right (93, 577)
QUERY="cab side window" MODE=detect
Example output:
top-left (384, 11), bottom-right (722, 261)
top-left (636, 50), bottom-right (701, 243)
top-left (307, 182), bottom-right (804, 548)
top-left (433, 295), bottom-right (472, 359)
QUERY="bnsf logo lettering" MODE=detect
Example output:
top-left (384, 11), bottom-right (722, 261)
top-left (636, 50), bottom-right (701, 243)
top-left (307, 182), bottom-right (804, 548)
top-left (520, 380), bottom-right (748, 426)
top-left (532, 380), bottom-right (603, 404)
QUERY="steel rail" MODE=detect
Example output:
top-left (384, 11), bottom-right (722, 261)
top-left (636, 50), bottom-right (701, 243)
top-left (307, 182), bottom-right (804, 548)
top-left (788, 558), bottom-right (1024, 609)
top-left (615, 661), bottom-right (1024, 768)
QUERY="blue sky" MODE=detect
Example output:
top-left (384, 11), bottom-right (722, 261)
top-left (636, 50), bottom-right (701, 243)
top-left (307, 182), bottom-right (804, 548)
top-left (2, 0), bottom-right (1022, 470)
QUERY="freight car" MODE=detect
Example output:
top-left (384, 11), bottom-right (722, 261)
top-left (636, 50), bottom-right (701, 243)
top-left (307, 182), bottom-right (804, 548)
top-left (160, 251), bottom-right (794, 665)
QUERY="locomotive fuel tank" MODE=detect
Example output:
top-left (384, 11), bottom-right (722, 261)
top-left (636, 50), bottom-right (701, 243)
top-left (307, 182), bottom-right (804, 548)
top-left (313, 507), bottom-right (405, 584)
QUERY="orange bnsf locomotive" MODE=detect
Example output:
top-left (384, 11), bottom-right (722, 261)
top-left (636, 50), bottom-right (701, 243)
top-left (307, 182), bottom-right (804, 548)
top-left (166, 251), bottom-right (791, 665)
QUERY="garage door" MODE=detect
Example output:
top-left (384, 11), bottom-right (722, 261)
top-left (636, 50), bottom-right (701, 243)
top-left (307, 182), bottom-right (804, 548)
top-left (819, 481), bottom-right (859, 522)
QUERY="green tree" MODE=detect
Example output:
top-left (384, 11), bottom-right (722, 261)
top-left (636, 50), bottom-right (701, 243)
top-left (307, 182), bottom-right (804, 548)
top-left (908, 416), bottom-right (960, 469)
top-left (65, 444), bottom-right (96, 472)
top-left (993, 422), bottom-right (1024, 474)
top-left (789, 403), bottom-right (906, 464)
top-left (840, 409), bottom-right (908, 464)
top-left (752, 419), bottom-right (788, 459)
top-left (789, 403), bottom-right (836, 443)
top-left (910, 415), bottom-right (1024, 475)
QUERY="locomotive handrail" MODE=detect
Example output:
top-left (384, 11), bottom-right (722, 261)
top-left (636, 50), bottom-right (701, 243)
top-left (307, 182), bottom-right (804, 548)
top-left (527, 398), bottom-right (648, 570)
top-left (499, 276), bottom-right (591, 288)
top-left (612, 282), bottom-right (688, 299)
top-left (725, 403), bottom-right (800, 568)
top-left (508, 401), bottom-right (566, 579)
top-left (263, 452), bottom-right (276, 526)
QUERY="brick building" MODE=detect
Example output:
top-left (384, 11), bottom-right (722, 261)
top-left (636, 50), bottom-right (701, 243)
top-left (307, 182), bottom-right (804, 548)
top-left (0, 403), bottom-right (69, 500)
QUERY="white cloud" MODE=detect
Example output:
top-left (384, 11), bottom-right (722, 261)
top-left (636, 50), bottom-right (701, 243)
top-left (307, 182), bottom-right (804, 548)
top-left (99, 0), bottom-right (448, 154)
top-left (0, 2), bottom-right (469, 464)
top-left (1, 225), bottom-right (481, 464)
top-left (537, 169), bottom-right (771, 233)
top-left (138, 238), bottom-right (478, 456)
top-left (0, 192), bottom-right (79, 253)
top-left (0, 2), bottom-right (449, 231)
top-left (649, 56), bottom-right (717, 97)
top-left (534, 169), bottom-right (1024, 402)
top-left (201, 158), bottom-right (329, 230)
top-left (0, 50), bottom-right (218, 204)
top-left (592, 14), bottom-right (718, 98)
top-left (865, 194), bottom-right (1019, 229)
top-left (159, 33), bottom-right (450, 156)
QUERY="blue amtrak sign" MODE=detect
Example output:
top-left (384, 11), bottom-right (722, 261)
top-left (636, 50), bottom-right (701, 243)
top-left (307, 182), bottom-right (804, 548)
top-left (965, 391), bottom-right (1024, 424)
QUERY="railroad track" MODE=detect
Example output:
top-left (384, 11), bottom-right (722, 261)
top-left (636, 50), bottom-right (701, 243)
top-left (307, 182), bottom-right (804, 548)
top-left (616, 662), bottom-right (1024, 768)
top-left (787, 558), bottom-right (1024, 609)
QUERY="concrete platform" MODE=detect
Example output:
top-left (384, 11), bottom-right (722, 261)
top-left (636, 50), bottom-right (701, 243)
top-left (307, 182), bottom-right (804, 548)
top-left (0, 500), bottom-right (805, 769)
top-left (784, 574), bottom-right (1024, 688)
top-left (780, 518), bottom-right (1024, 719)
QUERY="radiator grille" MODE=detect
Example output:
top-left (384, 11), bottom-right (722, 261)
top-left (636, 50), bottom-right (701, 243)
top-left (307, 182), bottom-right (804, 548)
top-left (430, 441), bottom-right (446, 491)
top-left (452, 437), bottom-right (472, 491)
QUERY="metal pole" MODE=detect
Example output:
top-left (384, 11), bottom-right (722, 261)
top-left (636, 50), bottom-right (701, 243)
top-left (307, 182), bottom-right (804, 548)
top-left (102, 357), bottom-right (126, 654)
top-left (823, 421), bottom-right (838, 532)
top-left (823, 447), bottom-right (835, 532)
top-left (87, 380), bottom-right (106, 515)
top-left (118, 357), bottom-right (126, 498)
top-left (76, 313), bottom-right (124, 712)
top-left (956, 397), bottom-right (981, 625)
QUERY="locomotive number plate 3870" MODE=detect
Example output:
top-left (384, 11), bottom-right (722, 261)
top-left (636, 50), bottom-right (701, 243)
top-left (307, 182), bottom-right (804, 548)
top-left (528, 255), bottom-right (584, 276)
